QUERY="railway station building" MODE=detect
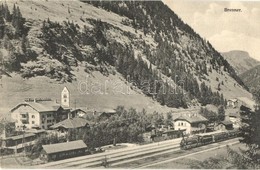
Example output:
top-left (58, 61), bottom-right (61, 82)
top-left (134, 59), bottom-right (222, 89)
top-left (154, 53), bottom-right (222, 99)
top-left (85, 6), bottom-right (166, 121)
top-left (173, 112), bottom-right (208, 135)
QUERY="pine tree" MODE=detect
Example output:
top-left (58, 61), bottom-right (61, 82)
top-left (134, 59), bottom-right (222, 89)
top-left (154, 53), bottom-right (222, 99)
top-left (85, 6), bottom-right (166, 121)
top-left (217, 105), bottom-right (225, 121)
top-left (4, 3), bottom-right (11, 22)
top-left (0, 15), bottom-right (4, 39)
top-left (238, 104), bottom-right (260, 166)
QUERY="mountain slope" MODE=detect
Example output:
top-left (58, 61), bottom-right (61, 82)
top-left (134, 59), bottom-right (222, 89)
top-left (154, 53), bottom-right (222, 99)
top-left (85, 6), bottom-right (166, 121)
top-left (240, 65), bottom-right (260, 91)
top-left (0, 0), bottom-right (252, 113)
top-left (221, 50), bottom-right (260, 75)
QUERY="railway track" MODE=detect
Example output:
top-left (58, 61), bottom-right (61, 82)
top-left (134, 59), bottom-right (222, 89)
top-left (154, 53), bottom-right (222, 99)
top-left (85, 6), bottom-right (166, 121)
top-left (133, 139), bottom-right (240, 169)
top-left (35, 137), bottom-right (240, 169)
top-left (36, 138), bottom-right (182, 168)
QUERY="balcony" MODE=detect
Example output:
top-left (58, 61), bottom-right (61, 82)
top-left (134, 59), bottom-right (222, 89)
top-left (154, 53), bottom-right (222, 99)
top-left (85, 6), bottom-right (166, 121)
top-left (20, 113), bottom-right (29, 123)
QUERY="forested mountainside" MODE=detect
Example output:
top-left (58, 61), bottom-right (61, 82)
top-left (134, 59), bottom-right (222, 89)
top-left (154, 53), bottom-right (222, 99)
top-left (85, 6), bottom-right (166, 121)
top-left (0, 1), bottom-right (251, 109)
top-left (222, 50), bottom-right (260, 75)
top-left (240, 65), bottom-right (260, 91)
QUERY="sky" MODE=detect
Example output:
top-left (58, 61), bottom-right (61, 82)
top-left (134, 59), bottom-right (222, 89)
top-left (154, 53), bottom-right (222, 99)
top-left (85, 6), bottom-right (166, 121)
top-left (163, 0), bottom-right (260, 61)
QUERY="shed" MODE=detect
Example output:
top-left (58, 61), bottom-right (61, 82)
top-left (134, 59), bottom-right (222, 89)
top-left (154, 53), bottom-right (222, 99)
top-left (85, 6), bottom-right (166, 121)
top-left (40, 140), bottom-right (88, 162)
top-left (217, 120), bottom-right (233, 131)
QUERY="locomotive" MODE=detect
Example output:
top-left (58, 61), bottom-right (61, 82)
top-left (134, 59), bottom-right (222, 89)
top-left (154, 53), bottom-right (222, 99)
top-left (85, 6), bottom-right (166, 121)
top-left (180, 129), bottom-right (239, 150)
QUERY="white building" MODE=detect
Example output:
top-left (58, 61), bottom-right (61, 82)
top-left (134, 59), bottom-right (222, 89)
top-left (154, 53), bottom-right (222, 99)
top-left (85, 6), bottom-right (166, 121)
top-left (174, 112), bottom-right (208, 135)
top-left (227, 99), bottom-right (239, 108)
top-left (10, 100), bottom-right (69, 130)
top-left (10, 87), bottom-right (71, 130)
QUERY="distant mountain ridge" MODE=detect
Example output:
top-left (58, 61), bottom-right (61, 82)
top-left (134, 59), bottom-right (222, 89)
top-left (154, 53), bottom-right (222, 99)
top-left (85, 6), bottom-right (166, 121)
top-left (221, 50), bottom-right (260, 75)
top-left (240, 65), bottom-right (260, 91)
top-left (0, 0), bottom-right (252, 111)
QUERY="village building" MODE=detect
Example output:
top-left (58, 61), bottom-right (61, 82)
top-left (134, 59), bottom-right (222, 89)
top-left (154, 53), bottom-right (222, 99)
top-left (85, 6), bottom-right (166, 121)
top-left (40, 140), bottom-right (88, 162)
top-left (50, 117), bottom-right (92, 135)
top-left (25, 128), bottom-right (47, 138)
top-left (1, 133), bottom-right (36, 153)
top-left (10, 99), bottom-right (69, 130)
top-left (228, 111), bottom-right (241, 128)
top-left (80, 108), bottom-right (117, 120)
top-left (173, 112), bottom-right (208, 135)
top-left (9, 87), bottom-right (72, 130)
top-left (227, 98), bottom-right (239, 108)
top-left (216, 120), bottom-right (233, 131)
top-left (70, 108), bottom-right (87, 118)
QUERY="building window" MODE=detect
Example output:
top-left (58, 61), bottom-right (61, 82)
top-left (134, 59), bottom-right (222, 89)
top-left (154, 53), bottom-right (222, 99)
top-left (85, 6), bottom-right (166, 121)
top-left (32, 121), bottom-right (35, 124)
top-left (181, 122), bottom-right (183, 126)
top-left (47, 114), bottom-right (52, 118)
top-left (32, 115), bottom-right (35, 119)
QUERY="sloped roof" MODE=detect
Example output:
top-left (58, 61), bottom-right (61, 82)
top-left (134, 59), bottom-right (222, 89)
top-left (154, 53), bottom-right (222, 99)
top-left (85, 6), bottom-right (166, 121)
top-left (10, 101), bottom-right (62, 113)
top-left (25, 129), bottom-right (46, 134)
top-left (174, 112), bottom-right (208, 123)
top-left (71, 108), bottom-right (87, 114)
top-left (42, 140), bottom-right (87, 154)
top-left (228, 98), bottom-right (238, 102)
top-left (50, 117), bottom-right (92, 129)
top-left (5, 133), bottom-right (35, 140)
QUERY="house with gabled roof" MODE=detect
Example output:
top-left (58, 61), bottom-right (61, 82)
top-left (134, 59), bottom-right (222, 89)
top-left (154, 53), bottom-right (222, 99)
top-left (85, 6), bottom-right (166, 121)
top-left (50, 117), bottom-right (93, 133)
top-left (216, 120), bottom-right (233, 131)
top-left (10, 100), bottom-right (69, 130)
top-left (40, 140), bottom-right (88, 162)
top-left (173, 111), bottom-right (208, 135)
top-left (227, 98), bottom-right (239, 108)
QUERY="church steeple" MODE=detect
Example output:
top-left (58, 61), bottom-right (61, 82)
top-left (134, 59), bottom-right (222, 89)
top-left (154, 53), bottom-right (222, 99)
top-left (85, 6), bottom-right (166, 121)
top-left (61, 87), bottom-right (70, 108)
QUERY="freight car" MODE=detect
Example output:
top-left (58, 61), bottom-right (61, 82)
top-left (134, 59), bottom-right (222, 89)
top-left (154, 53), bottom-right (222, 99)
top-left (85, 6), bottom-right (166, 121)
top-left (200, 135), bottom-right (214, 145)
top-left (180, 130), bottom-right (238, 150)
top-left (213, 132), bottom-right (229, 142)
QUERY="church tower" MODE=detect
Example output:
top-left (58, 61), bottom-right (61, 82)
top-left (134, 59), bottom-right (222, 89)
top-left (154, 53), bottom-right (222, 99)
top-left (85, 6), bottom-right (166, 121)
top-left (61, 87), bottom-right (70, 108)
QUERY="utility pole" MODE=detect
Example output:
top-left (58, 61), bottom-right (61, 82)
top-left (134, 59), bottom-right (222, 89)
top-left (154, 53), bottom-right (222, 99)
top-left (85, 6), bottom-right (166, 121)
top-left (0, 57), bottom-right (4, 88)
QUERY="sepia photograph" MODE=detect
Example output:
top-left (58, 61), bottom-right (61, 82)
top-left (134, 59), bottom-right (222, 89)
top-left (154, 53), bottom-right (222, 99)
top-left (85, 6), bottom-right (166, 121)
top-left (0, 0), bottom-right (260, 169)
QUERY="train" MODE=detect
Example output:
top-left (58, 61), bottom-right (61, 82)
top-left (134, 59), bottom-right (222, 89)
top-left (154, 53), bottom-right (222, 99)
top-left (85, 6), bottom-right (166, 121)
top-left (180, 129), bottom-right (239, 150)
